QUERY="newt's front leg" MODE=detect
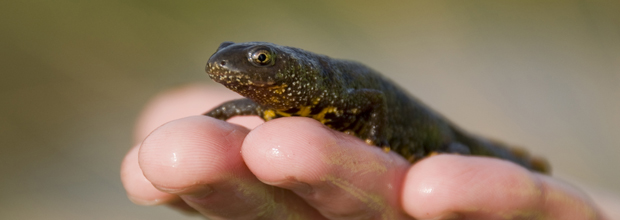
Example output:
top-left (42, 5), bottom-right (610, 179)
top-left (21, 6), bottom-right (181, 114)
top-left (204, 98), bottom-right (266, 120)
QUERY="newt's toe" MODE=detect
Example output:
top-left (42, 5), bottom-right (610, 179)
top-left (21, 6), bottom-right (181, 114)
top-left (427, 151), bottom-right (441, 157)
top-left (382, 146), bottom-right (391, 153)
top-left (530, 156), bottom-right (551, 174)
top-left (407, 155), bottom-right (416, 163)
top-left (344, 130), bottom-right (356, 135)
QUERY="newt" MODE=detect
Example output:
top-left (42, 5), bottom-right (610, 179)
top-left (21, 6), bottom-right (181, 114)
top-left (204, 41), bottom-right (549, 173)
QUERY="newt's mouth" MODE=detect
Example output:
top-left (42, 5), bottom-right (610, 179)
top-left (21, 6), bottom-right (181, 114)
top-left (206, 62), bottom-right (277, 87)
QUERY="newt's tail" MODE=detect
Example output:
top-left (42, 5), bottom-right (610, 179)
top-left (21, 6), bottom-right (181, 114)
top-left (453, 130), bottom-right (551, 174)
top-left (475, 137), bottom-right (550, 174)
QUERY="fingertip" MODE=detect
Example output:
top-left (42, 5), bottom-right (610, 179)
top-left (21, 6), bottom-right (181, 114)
top-left (138, 116), bottom-right (250, 196)
top-left (402, 155), bottom-right (544, 219)
top-left (121, 144), bottom-right (178, 205)
top-left (242, 117), bottom-right (331, 188)
top-left (401, 155), bottom-right (459, 218)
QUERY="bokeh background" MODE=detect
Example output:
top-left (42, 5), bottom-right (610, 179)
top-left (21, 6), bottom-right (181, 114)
top-left (1, 0), bottom-right (619, 219)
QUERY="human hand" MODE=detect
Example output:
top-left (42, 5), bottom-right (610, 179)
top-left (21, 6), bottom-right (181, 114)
top-left (121, 84), bottom-right (608, 219)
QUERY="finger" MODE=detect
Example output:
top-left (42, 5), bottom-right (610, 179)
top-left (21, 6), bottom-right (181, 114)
top-left (127, 84), bottom-right (260, 213)
top-left (139, 116), bottom-right (325, 219)
top-left (134, 84), bottom-right (263, 143)
top-left (402, 155), bottom-right (605, 220)
top-left (121, 143), bottom-right (181, 206)
top-left (536, 174), bottom-right (607, 220)
top-left (242, 117), bottom-right (414, 219)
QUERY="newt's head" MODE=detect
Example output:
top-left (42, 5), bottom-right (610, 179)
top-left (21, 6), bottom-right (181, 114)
top-left (206, 41), bottom-right (284, 87)
top-left (206, 41), bottom-right (323, 109)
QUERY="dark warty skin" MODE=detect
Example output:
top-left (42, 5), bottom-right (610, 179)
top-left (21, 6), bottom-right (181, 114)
top-left (204, 41), bottom-right (549, 173)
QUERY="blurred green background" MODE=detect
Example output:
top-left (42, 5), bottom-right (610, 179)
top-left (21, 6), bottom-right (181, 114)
top-left (1, 0), bottom-right (619, 219)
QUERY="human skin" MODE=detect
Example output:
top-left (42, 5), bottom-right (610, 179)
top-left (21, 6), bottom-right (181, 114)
top-left (121, 84), bottom-right (608, 219)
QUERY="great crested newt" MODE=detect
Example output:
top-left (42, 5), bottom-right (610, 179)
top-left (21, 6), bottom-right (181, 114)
top-left (204, 41), bottom-right (549, 173)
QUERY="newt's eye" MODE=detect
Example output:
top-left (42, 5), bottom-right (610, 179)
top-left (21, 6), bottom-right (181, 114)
top-left (249, 48), bottom-right (275, 66)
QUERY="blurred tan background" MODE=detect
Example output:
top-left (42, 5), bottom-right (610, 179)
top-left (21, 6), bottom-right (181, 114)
top-left (1, 0), bottom-right (619, 219)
